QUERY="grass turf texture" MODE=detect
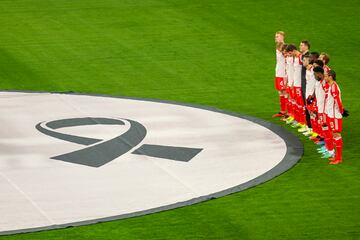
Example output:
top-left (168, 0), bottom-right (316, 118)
top-left (0, 0), bottom-right (359, 239)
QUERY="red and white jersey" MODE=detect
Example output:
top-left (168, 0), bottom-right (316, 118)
top-left (305, 66), bottom-right (316, 97)
top-left (315, 79), bottom-right (326, 113)
top-left (323, 65), bottom-right (331, 74)
top-left (286, 56), bottom-right (295, 87)
top-left (275, 49), bottom-right (286, 77)
top-left (325, 82), bottom-right (344, 118)
top-left (293, 55), bottom-right (302, 87)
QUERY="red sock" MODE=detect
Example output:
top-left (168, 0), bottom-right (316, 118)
top-left (291, 101), bottom-right (296, 118)
top-left (301, 107), bottom-right (306, 125)
top-left (314, 117), bottom-right (320, 134)
top-left (287, 101), bottom-right (292, 117)
top-left (317, 118), bottom-right (324, 137)
top-left (294, 104), bottom-right (299, 122)
top-left (310, 115), bottom-right (317, 133)
top-left (334, 137), bottom-right (343, 162)
top-left (284, 96), bottom-right (288, 113)
top-left (323, 124), bottom-right (334, 151)
top-left (298, 106), bottom-right (305, 124)
top-left (280, 96), bottom-right (287, 112)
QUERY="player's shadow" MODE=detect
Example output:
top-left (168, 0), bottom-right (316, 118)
top-left (0, 48), bottom-right (41, 90)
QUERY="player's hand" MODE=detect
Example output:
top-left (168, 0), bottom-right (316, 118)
top-left (342, 109), bottom-right (349, 117)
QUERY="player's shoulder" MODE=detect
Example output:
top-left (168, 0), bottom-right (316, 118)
top-left (294, 56), bottom-right (299, 64)
top-left (298, 55), bottom-right (303, 64)
top-left (331, 82), bottom-right (340, 92)
top-left (323, 65), bottom-right (331, 73)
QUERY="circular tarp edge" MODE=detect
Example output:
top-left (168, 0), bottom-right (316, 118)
top-left (0, 90), bottom-right (303, 236)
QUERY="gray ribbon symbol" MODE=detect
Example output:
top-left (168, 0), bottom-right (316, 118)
top-left (36, 117), bottom-right (203, 167)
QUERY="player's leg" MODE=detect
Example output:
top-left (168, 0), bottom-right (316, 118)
top-left (292, 87), bottom-right (302, 127)
top-left (318, 113), bottom-right (330, 151)
top-left (314, 112), bottom-right (326, 145)
top-left (287, 88), bottom-right (298, 124)
top-left (296, 89), bottom-right (307, 130)
top-left (308, 111), bottom-right (319, 139)
top-left (302, 100), bottom-right (315, 136)
top-left (329, 119), bottom-right (343, 164)
top-left (273, 77), bottom-right (287, 117)
top-left (320, 116), bottom-right (335, 158)
top-left (280, 90), bottom-right (289, 120)
top-left (285, 87), bottom-right (295, 123)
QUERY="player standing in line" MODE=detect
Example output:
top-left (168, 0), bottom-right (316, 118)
top-left (302, 54), bottom-right (317, 137)
top-left (285, 44), bottom-right (305, 128)
top-left (302, 52), bottom-right (320, 136)
top-left (273, 31), bottom-right (287, 118)
top-left (298, 41), bottom-right (311, 133)
top-left (313, 66), bottom-right (335, 159)
top-left (308, 60), bottom-right (325, 142)
top-left (324, 70), bottom-right (348, 164)
top-left (280, 44), bottom-right (290, 121)
top-left (284, 45), bottom-right (296, 124)
top-left (316, 53), bottom-right (332, 153)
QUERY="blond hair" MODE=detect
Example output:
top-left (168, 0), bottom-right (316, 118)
top-left (320, 52), bottom-right (330, 65)
top-left (276, 31), bottom-right (285, 37)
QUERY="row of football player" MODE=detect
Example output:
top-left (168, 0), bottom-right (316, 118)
top-left (274, 31), bottom-right (349, 165)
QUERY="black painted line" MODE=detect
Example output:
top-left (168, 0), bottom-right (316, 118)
top-left (132, 144), bottom-right (203, 162)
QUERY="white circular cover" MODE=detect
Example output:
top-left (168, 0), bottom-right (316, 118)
top-left (0, 92), bottom-right (301, 235)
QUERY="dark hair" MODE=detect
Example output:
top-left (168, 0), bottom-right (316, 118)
top-left (303, 52), bottom-right (310, 58)
top-left (310, 52), bottom-right (320, 59)
top-left (281, 43), bottom-right (288, 51)
top-left (286, 44), bottom-right (297, 52)
top-left (313, 66), bottom-right (324, 74)
top-left (328, 70), bottom-right (336, 80)
top-left (301, 40), bottom-right (311, 49)
top-left (313, 59), bottom-right (324, 67)
top-left (320, 52), bottom-right (330, 65)
top-left (309, 52), bottom-right (319, 64)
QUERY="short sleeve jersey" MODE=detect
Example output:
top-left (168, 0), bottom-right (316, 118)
top-left (276, 49), bottom-right (286, 78)
top-left (293, 55), bottom-right (302, 87)
top-left (325, 82), bottom-right (344, 118)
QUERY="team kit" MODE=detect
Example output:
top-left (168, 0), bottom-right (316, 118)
top-left (274, 31), bottom-right (349, 165)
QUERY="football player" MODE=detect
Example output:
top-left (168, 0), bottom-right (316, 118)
top-left (273, 31), bottom-right (287, 118)
top-left (324, 70), bottom-right (348, 164)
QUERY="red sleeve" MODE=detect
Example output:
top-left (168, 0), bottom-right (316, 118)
top-left (323, 65), bottom-right (331, 74)
top-left (332, 84), bottom-right (344, 113)
top-left (298, 55), bottom-right (303, 65)
top-left (322, 81), bottom-right (329, 93)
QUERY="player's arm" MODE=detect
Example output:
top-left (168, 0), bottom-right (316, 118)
top-left (309, 74), bottom-right (316, 97)
top-left (332, 85), bottom-right (344, 113)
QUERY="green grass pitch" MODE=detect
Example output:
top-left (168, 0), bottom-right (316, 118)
top-left (0, 0), bottom-right (359, 239)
